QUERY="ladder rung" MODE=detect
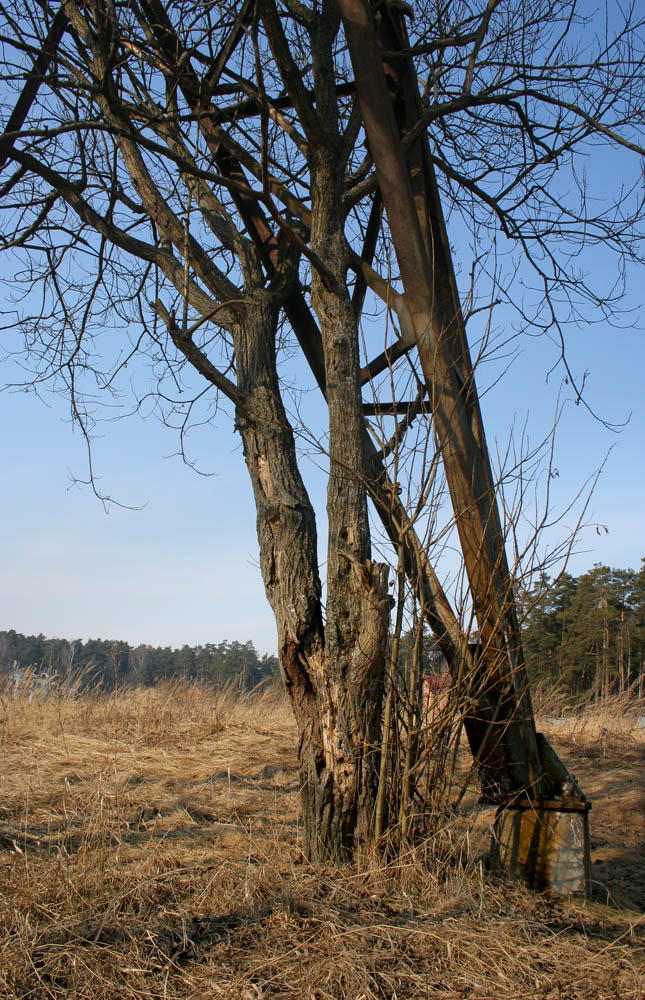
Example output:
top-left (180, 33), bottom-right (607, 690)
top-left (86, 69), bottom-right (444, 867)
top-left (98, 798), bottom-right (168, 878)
top-left (360, 337), bottom-right (414, 385)
top-left (362, 401), bottom-right (418, 416)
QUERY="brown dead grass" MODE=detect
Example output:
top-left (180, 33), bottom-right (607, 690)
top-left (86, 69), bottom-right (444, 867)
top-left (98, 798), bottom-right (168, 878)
top-left (0, 681), bottom-right (642, 999)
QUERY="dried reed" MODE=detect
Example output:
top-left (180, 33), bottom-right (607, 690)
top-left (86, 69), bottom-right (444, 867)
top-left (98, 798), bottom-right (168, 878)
top-left (0, 682), bottom-right (642, 999)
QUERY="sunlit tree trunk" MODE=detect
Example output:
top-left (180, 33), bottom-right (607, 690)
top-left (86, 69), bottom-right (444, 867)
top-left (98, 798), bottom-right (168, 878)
top-left (233, 293), bottom-right (390, 861)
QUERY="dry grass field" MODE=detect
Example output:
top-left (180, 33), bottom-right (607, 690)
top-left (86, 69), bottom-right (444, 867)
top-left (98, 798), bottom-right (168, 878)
top-left (0, 682), bottom-right (643, 999)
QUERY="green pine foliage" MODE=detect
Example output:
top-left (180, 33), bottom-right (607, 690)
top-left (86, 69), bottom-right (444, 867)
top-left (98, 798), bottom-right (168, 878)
top-left (520, 559), bottom-right (645, 699)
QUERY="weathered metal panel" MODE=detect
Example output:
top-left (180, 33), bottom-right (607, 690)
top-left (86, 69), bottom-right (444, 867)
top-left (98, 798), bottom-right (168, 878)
top-left (492, 802), bottom-right (592, 895)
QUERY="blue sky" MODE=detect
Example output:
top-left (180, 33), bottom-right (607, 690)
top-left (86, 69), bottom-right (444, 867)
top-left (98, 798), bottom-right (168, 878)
top-left (1, 2), bottom-right (644, 655)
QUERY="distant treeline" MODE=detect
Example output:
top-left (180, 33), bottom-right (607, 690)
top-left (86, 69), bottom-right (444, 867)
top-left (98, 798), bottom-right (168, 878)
top-left (0, 631), bottom-right (279, 692)
top-left (3, 559), bottom-right (644, 698)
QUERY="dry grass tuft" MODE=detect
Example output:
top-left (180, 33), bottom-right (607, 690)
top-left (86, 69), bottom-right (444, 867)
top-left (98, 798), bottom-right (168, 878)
top-left (1, 682), bottom-right (643, 999)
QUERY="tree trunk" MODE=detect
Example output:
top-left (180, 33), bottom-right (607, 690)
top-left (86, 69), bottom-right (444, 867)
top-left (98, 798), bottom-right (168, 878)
top-left (234, 293), bottom-right (390, 861)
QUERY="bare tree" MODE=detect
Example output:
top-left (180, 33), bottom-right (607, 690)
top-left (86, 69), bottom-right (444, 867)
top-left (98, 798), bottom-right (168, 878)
top-left (0, 0), bottom-right (643, 861)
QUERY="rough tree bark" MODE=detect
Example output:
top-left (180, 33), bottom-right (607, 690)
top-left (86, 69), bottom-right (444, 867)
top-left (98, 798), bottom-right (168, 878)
top-left (232, 283), bottom-right (390, 859)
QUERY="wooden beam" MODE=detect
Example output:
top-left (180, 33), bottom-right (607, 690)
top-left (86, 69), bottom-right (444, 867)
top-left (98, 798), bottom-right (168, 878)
top-left (362, 401), bottom-right (420, 416)
top-left (352, 191), bottom-right (382, 320)
top-left (360, 337), bottom-right (413, 385)
top-left (210, 81), bottom-right (356, 124)
top-left (340, 0), bottom-right (545, 798)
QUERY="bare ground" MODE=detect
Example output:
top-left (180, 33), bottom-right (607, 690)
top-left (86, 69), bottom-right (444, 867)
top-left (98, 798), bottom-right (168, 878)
top-left (0, 683), bottom-right (642, 999)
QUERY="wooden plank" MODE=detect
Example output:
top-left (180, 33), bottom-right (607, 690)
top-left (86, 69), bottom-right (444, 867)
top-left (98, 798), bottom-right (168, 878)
top-left (362, 401), bottom-right (419, 416)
